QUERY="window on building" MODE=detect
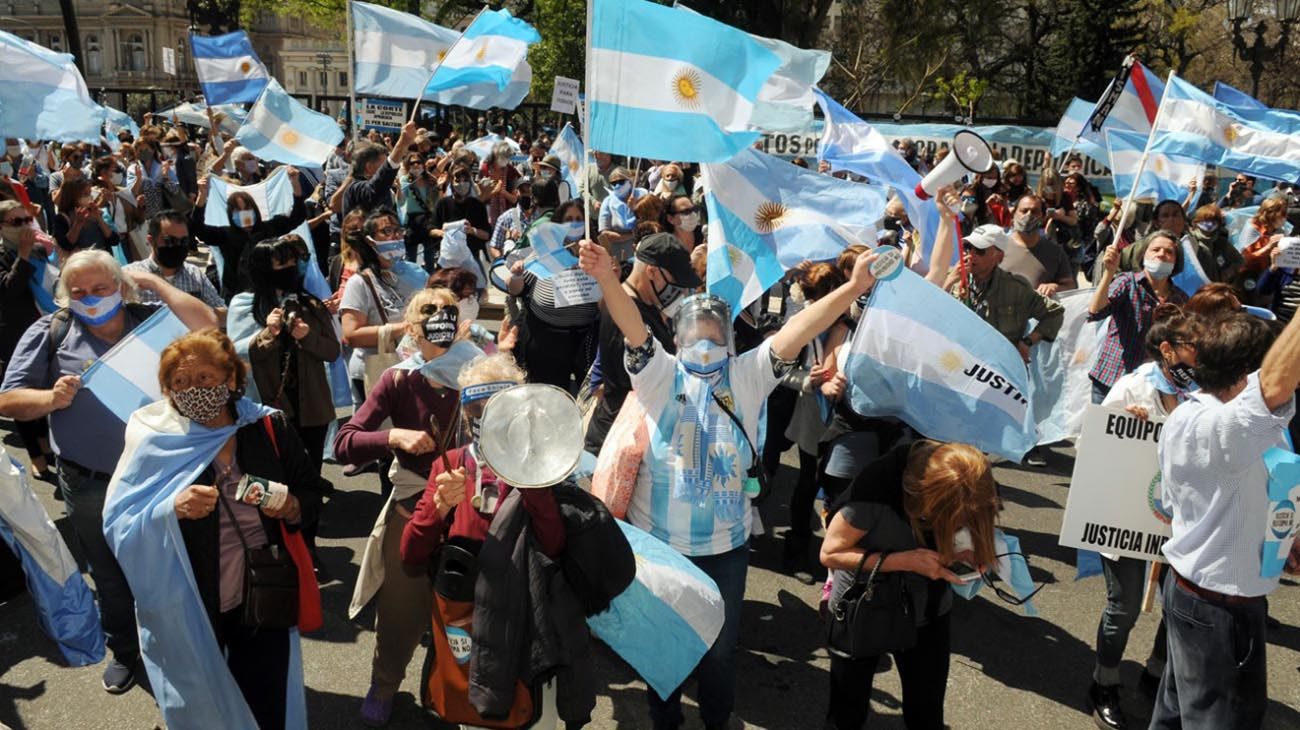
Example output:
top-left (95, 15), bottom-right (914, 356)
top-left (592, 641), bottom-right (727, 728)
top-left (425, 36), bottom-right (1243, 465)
top-left (48, 33), bottom-right (62, 52)
top-left (121, 33), bottom-right (145, 71)
top-left (85, 34), bottom-right (102, 75)
top-left (338, 71), bottom-right (348, 88)
top-left (319, 71), bottom-right (329, 90)
top-left (298, 70), bottom-right (308, 88)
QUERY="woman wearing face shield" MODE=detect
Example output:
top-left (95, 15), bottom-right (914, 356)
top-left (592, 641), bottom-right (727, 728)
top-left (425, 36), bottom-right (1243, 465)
top-left (192, 170), bottom-right (308, 299)
top-left (579, 240), bottom-right (882, 730)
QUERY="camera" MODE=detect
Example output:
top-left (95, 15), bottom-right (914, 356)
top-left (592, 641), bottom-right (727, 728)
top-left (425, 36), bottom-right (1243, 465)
top-left (281, 294), bottom-right (303, 332)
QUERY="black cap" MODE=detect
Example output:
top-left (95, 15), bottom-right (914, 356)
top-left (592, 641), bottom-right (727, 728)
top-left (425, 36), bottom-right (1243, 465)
top-left (635, 233), bottom-right (701, 288)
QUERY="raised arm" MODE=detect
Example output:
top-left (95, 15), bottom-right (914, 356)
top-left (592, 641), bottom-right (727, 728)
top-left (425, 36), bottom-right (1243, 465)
top-left (924, 187), bottom-right (960, 287)
top-left (578, 240), bottom-right (647, 349)
top-left (125, 271), bottom-right (218, 330)
top-left (770, 250), bottom-right (879, 361)
top-left (1261, 305), bottom-right (1300, 411)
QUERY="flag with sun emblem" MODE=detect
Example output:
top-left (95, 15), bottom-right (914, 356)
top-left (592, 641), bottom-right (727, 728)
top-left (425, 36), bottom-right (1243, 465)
top-left (1104, 128), bottom-right (1204, 205)
top-left (588, 0), bottom-right (787, 161)
top-left (844, 267), bottom-right (1037, 461)
top-left (548, 123), bottom-right (585, 200)
top-left (235, 79), bottom-right (344, 168)
top-left (190, 30), bottom-right (269, 105)
top-left (701, 147), bottom-right (886, 315)
top-left (1149, 74), bottom-right (1300, 183)
top-left (424, 8), bottom-right (539, 96)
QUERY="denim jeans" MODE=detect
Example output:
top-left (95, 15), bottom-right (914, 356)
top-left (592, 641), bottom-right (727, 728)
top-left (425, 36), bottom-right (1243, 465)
top-left (58, 462), bottom-right (139, 664)
top-left (647, 545), bottom-right (748, 729)
top-left (1094, 557), bottom-right (1166, 686)
top-left (1149, 573), bottom-right (1268, 730)
top-left (1091, 377), bottom-right (1112, 406)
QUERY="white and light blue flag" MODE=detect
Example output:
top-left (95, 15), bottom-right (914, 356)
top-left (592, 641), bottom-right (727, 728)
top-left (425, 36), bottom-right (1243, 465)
top-left (702, 147), bottom-right (886, 315)
top-left (1214, 81), bottom-right (1268, 110)
top-left (1173, 236), bottom-right (1213, 297)
top-left (235, 78), bottom-right (343, 168)
top-left (0, 30), bottom-right (105, 142)
top-left (190, 30), bottom-right (269, 105)
top-left (424, 8), bottom-right (539, 96)
top-left (0, 449), bottom-right (104, 666)
top-left (548, 122), bottom-right (585, 198)
top-left (104, 106), bottom-right (140, 150)
top-left (203, 166), bottom-right (295, 228)
top-left (350, 1), bottom-right (532, 109)
top-left (1026, 289), bottom-right (1105, 445)
top-left (814, 89), bottom-right (942, 265)
top-left (1076, 57), bottom-right (1164, 151)
top-left (1051, 97), bottom-right (1111, 165)
top-left (80, 308), bottom-right (189, 423)
top-left (844, 269), bottom-right (1037, 461)
top-left (1151, 74), bottom-right (1300, 184)
top-left (524, 221), bottom-right (585, 278)
top-left (588, 0), bottom-right (783, 161)
top-left (462, 133), bottom-right (523, 163)
top-left (587, 520), bottom-right (723, 700)
top-left (436, 220), bottom-right (486, 288)
top-left (1105, 128), bottom-right (1204, 204)
top-left (154, 99), bottom-right (247, 134)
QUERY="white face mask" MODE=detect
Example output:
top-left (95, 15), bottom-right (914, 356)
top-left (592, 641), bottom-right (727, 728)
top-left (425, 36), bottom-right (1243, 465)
top-left (676, 212), bottom-right (699, 232)
top-left (233, 210), bottom-right (256, 229)
top-left (110, 172), bottom-right (124, 186)
top-left (458, 297), bottom-right (480, 322)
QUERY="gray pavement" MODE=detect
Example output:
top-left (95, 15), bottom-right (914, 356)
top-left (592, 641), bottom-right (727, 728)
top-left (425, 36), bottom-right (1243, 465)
top-left (2, 431), bottom-right (1299, 730)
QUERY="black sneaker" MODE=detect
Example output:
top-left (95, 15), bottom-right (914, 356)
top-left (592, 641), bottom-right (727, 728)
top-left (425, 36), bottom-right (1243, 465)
top-left (1024, 446), bottom-right (1049, 468)
top-left (1088, 681), bottom-right (1127, 730)
top-left (1138, 670), bottom-right (1162, 697)
top-left (102, 659), bottom-right (136, 695)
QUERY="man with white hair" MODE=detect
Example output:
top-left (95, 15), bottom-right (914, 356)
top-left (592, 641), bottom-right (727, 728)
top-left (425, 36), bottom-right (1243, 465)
top-left (0, 250), bottom-right (216, 695)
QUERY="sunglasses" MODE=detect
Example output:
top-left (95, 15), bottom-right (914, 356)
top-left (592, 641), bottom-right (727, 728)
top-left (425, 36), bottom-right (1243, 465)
top-left (161, 235), bottom-right (191, 248)
top-left (975, 552), bottom-right (1045, 606)
top-left (674, 206), bottom-right (698, 216)
top-left (418, 303), bottom-right (454, 316)
top-left (5, 216), bottom-right (33, 226)
top-left (962, 244), bottom-right (993, 256)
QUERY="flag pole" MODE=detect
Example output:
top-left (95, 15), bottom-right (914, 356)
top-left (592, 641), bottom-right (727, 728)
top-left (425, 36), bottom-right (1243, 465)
top-left (581, 0), bottom-right (594, 242)
top-left (1108, 70), bottom-right (1174, 243)
top-left (346, 0), bottom-right (359, 140)
top-left (1055, 137), bottom-right (1079, 176)
top-left (409, 5), bottom-right (489, 126)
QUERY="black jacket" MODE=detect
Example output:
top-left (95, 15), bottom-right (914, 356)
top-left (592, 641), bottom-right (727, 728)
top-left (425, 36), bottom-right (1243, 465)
top-left (0, 244), bottom-right (43, 373)
top-left (177, 412), bottom-right (326, 637)
top-left (191, 197), bottom-right (307, 299)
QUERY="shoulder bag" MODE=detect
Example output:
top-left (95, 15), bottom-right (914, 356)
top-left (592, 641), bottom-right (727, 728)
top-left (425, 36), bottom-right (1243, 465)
top-left (826, 550), bottom-right (917, 659)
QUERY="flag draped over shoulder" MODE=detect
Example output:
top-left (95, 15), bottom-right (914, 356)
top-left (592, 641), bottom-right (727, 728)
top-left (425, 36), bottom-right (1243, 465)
top-left (103, 398), bottom-right (307, 730)
top-left (0, 30), bottom-right (105, 142)
top-left (190, 30), bottom-right (270, 105)
top-left (235, 79), bottom-right (343, 168)
top-left (587, 0), bottom-right (784, 161)
top-left (702, 147), bottom-right (885, 315)
top-left (80, 308), bottom-right (190, 424)
top-left (844, 269), bottom-right (1037, 461)
top-left (0, 449), bottom-right (103, 665)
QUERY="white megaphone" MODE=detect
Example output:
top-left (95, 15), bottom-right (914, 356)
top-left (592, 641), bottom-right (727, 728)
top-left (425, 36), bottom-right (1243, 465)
top-left (913, 130), bottom-right (995, 200)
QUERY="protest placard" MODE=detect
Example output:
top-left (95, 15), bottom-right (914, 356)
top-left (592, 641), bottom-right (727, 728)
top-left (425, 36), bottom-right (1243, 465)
top-left (1277, 237), bottom-right (1300, 269)
top-left (551, 76), bottom-right (580, 115)
top-left (1059, 405), bottom-right (1172, 562)
top-left (553, 269), bottom-right (601, 307)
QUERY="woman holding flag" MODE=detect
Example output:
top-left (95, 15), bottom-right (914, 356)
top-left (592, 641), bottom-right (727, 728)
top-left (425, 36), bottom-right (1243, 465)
top-left (103, 328), bottom-right (326, 729)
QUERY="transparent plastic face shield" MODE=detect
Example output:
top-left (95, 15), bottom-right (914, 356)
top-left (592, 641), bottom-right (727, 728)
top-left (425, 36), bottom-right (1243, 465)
top-left (673, 294), bottom-right (734, 354)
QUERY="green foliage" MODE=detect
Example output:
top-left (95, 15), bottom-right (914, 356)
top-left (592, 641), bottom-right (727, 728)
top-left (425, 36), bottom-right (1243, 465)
top-left (526, 0), bottom-right (586, 103)
top-left (932, 72), bottom-right (988, 121)
top-left (1041, 0), bottom-right (1144, 112)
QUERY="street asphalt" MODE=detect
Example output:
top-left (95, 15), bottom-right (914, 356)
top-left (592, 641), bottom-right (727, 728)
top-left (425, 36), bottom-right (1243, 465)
top-left (2, 429), bottom-right (1299, 730)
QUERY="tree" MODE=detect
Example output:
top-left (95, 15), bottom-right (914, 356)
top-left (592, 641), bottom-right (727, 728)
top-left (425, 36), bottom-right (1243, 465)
top-left (932, 71), bottom-right (988, 122)
top-left (1040, 0), bottom-right (1144, 115)
top-left (526, 0), bottom-right (585, 103)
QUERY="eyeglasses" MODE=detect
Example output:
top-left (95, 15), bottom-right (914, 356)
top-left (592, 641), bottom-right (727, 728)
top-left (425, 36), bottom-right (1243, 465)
top-left (4, 216), bottom-right (33, 226)
top-left (674, 206), bottom-right (698, 216)
top-left (962, 244), bottom-right (993, 256)
top-left (976, 552), bottom-right (1046, 607)
top-left (418, 303), bottom-right (453, 316)
top-left (161, 235), bottom-right (192, 248)
top-left (375, 226), bottom-right (404, 237)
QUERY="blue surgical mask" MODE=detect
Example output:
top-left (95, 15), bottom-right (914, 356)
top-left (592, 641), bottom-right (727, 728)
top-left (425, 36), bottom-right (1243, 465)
top-left (679, 339), bottom-right (728, 375)
top-left (69, 290), bottom-right (124, 326)
top-left (1144, 258), bottom-right (1174, 280)
top-left (613, 181), bottom-right (632, 199)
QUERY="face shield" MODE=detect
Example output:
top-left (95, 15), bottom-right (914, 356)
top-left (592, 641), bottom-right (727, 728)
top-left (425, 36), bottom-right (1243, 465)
top-left (457, 380), bottom-right (519, 446)
top-left (673, 294), bottom-right (733, 375)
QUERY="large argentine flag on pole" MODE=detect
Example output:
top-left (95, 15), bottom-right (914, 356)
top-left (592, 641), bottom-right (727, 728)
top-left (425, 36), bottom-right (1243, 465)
top-left (1051, 97), bottom-right (1111, 165)
top-left (424, 8), bottom-right (539, 95)
top-left (1077, 56), bottom-right (1164, 151)
top-left (1151, 74), bottom-right (1300, 183)
top-left (190, 31), bottom-right (270, 105)
top-left (702, 147), bottom-right (886, 315)
top-left (235, 78), bottom-right (344, 168)
top-left (0, 449), bottom-right (104, 665)
top-left (350, 1), bottom-right (532, 109)
top-left (588, 0), bottom-right (783, 162)
top-left (80, 308), bottom-right (189, 424)
top-left (845, 270), bottom-right (1037, 461)
top-left (0, 30), bottom-right (106, 143)
top-left (587, 520), bottom-right (723, 699)
top-left (1105, 128), bottom-right (1204, 204)
top-left (814, 89), bottom-right (942, 266)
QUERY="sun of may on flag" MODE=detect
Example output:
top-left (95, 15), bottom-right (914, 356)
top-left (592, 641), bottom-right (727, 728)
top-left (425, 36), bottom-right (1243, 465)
top-left (424, 8), bottom-right (540, 95)
top-left (190, 30), bottom-right (270, 105)
top-left (588, 0), bottom-right (786, 162)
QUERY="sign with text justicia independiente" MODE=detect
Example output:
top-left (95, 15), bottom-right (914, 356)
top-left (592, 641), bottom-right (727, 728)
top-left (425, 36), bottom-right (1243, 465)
top-left (1059, 405), bottom-right (1172, 562)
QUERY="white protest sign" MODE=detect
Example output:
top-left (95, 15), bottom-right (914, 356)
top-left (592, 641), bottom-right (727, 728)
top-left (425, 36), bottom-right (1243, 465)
top-left (553, 269), bottom-right (601, 307)
top-left (1058, 405), bottom-right (1172, 562)
top-left (1277, 237), bottom-right (1300, 269)
top-left (161, 47), bottom-right (176, 76)
top-left (358, 98), bottom-right (406, 133)
top-left (551, 76), bottom-right (580, 115)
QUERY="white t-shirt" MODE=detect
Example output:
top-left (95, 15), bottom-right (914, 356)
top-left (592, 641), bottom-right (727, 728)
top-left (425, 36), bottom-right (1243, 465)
top-left (339, 269), bottom-right (420, 380)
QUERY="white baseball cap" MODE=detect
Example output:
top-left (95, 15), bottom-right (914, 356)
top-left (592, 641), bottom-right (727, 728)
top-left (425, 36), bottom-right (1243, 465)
top-left (963, 224), bottom-right (1010, 251)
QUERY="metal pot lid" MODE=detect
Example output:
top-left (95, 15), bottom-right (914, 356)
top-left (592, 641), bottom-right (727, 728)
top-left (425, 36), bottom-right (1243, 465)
top-left (476, 383), bottom-right (584, 488)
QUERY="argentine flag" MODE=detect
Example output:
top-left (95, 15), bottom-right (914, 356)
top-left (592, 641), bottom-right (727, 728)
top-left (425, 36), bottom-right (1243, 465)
top-left (589, 0), bottom-right (783, 162)
top-left (80, 308), bottom-right (190, 424)
top-left (702, 147), bottom-right (886, 315)
top-left (548, 123), bottom-right (585, 199)
top-left (104, 106), bottom-right (140, 151)
top-left (813, 90), bottom-right (941, 264)
top-left (1152, 75), bottom-right (1300, 184)
top-left (1214, 81), bottom-right (1268, 111)
top-left (844, 269), bottom-right (1037, 461)
top-left (524, 221), bottom-right (585, 279)
top-left (1104, 128), bottom-right (1204, 204)
top-left (155, 99), bottom-right (247, 134)
top-left (1077, 56), bottom-right (1164, 151)
top-left (235, 78), bottom-right (344, 168)
top-left (424, 8), bottom-right (539, 96)
top-left (1051, 97), bottom-right (1111, 165)
top-left (0, 30), bottom-right (106, 143)
top-left (190, 30), bottom-right (269, 105)
top-left (203, 165), bottom-right (296, 228)
top-left (350, 0), bottom-right (532, 109)
top-left (463, 133), bottom-right (523, 163)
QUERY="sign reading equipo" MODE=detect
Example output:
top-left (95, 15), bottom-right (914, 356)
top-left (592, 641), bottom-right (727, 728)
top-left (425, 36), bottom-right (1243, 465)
top-left (357, 98), bottom-right (406, 133)
top-left (1059, 405), bottom-right (1172, 562)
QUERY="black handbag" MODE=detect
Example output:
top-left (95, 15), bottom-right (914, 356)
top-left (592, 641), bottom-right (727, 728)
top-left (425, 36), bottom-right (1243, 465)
top-left (826, 550), bottom-right (917, 659)
top-left (218, 491), bottom-right (299, 630)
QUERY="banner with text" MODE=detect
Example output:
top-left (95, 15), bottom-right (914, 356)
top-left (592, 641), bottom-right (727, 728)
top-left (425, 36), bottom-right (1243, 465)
top-left (1059, 405), bottom-right (1172, 562)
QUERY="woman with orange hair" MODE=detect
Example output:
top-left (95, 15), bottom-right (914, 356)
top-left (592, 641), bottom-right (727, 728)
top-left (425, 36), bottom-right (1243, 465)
top-left (1240, 197), bottom-right (1289, 279)
top-left (820, 440), bottom-right (1001, 730)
